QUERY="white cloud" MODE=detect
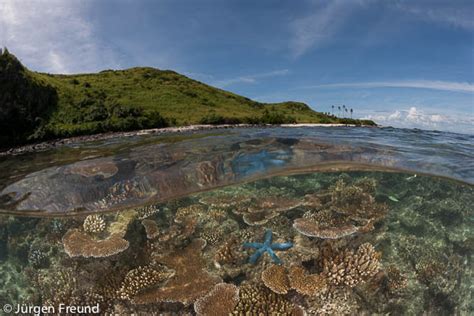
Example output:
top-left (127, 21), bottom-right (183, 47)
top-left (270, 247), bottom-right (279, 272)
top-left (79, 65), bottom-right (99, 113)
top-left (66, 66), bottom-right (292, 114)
top-left (0, 0), bottom-right (123, 73)
top-left (362, 107), bottom-right (474, 134)
top-left (288, 0), bottom-right (375, 57)
top-left (289, 0), bottom-right (349, 57)
top-left (304, 80), bottom-right (474, 93)
top-left (395, 2), bottom-right (474, 31)
top-left (214, 69), bottom-right (290, 88)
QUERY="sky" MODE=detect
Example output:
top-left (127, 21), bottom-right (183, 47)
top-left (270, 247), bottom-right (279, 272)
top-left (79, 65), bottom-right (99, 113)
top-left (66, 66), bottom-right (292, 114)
top-left (1, 0), bottom-right (473, 133)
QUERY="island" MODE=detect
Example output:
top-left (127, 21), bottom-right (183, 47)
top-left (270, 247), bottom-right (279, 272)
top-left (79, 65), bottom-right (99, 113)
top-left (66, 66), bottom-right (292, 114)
top-left (0, 48), bottom-right (375, 149)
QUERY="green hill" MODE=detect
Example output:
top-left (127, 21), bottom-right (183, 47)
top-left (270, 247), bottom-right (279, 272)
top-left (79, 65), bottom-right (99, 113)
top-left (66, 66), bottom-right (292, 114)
top-left (0, 49), bottom-right (375, 147)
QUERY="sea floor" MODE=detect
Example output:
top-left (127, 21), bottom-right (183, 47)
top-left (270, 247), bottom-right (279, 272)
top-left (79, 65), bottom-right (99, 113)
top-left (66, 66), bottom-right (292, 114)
top-left (0, 171), bottom-right (472, 315)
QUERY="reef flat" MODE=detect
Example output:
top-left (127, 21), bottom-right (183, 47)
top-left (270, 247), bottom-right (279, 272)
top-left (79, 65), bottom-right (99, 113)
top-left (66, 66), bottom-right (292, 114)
top-left (0, 171), bottom-right (471, 314)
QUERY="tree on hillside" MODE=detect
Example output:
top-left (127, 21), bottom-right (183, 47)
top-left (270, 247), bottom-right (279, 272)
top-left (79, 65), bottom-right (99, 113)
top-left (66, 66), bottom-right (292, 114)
top-left (0, 49), bottom-right (58, 146)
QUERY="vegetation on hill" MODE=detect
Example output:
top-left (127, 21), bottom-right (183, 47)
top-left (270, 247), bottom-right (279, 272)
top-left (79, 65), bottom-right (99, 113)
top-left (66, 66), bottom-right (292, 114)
top-left (0, 49), bottom-right (376, 148)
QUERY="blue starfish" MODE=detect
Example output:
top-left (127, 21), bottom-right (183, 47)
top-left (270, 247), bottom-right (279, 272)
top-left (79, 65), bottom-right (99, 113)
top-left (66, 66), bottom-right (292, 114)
top-left (243, 229), bottom-right (293, 264)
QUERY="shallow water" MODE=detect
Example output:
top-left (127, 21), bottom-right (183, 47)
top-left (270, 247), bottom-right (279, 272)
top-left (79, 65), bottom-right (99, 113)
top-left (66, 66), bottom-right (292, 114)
top-left (0, 127), bottom-right (472, 315)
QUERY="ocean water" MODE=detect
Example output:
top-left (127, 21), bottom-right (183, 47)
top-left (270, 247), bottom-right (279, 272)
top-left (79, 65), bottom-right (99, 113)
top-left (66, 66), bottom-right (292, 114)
top-left (0, 127), bottom-right (472, 315)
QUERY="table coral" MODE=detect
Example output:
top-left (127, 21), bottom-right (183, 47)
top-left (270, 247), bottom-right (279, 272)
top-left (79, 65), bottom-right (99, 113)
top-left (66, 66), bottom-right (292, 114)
top-left (133, 239), bottom-right (222, 305)
top-left (194, 283), bottom-right (239, 316)
top-left (62, 229), bottom-right (129, 258)
top-left (261, 265), bottom-right (291, 294)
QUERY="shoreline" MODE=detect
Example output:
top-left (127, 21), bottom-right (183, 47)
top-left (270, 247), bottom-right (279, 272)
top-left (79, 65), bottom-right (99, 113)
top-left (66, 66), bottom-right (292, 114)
top-left (0, 123), bottom-right (376, 156)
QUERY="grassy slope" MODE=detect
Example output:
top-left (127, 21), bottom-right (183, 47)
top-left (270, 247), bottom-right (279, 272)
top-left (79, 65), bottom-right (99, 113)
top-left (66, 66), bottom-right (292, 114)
top-left (32, 67), bottom-right (374, 131)
top-left (1, 49), bottom-right (375, 147)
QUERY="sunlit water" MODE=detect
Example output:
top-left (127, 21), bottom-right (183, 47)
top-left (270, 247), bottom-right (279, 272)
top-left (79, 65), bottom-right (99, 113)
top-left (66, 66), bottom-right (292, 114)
top-left (0, 127), bottom-right (472, 315)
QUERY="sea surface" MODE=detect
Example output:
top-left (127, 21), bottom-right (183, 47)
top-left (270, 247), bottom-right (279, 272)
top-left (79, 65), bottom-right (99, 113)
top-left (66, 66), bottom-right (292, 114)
top-left (0, 126), bottom-right (472, 315)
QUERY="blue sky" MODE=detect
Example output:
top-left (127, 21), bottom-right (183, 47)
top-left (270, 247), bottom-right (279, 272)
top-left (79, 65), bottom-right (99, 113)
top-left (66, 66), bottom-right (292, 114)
top-left (1, 0), bottom-right (473, 133)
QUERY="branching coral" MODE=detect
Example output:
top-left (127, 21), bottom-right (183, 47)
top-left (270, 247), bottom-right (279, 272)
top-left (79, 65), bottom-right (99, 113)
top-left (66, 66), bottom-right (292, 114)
top-left (194, 283), bottom-right (239, 316)
top-left (322, 243), bottom-right (381, 287)
top-left (83, 214), bottom-right (106, 233)
top-left (62, 229), bottom-right (129, 258)
top-left (133, 239), bottom-right (222, 305)
top-left (174, 204), bottom-right (206, 223)
top-left (118, 265), bottom-right (174, 300)
top-left (214, 237), bottom-right (245, 268)
top-left (136, 204), bottom-right (160, 219)
top-left (231, 284), bottom-right (304, 315)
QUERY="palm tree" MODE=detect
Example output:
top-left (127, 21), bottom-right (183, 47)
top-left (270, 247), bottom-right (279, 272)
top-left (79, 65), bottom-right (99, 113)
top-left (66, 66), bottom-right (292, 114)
top-left (345, 108), bottom-right (348, 118)
top-left (342, 105), bottom-right (346, 118)
top-left (338, 106), bottom-right (341, 118)
top-left (350, 108), bottom-right (353, 119)
top-left (331, 105), bottom-right (334, 116)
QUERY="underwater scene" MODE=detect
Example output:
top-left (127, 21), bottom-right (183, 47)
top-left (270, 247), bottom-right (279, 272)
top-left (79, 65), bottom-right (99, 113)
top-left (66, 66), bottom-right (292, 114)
top-left (0, 127), bottom-right (472, 315)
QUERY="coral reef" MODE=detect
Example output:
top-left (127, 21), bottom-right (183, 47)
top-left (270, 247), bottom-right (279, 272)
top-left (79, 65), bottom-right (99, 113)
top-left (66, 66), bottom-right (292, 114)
top-left (136, 204), bottom-right (160, 219)
top-left (231, 284), bottom-right (304, 315)
top-left (261, 264), bottom-right (291, 294)
top-left (243, 229), bottom-right (293, 264)
top-left (322, 243), bottom-right (381, 287)
top-left (194, 283), bottom-right (239, 316)
top-left (0, 171), bottom-right (471, 315)
top-left (233, 195), bottom-right (301, 226)
top-left (293, 177), bottom-right (388, 239)
top-left (118, 265), bottom-right (174, 300)
top-left (134, 239), bottom-right (221, 305)
top-left (288, 265), bottom-right (327, 296)
top-left (62, 229), bottom-right (129, 258)
top-left (261, 264), bottom-right (327, 296)
top-left (214, 237), bottom-right (245, 267)
top-left (141, 219), bottom-right (159, 239)
top-left (83, 214), bottom-right (106, 233)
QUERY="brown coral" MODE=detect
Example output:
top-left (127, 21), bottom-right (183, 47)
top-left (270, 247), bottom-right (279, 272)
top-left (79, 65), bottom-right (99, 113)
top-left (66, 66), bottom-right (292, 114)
top-left (234, 195), bottom-right (302, 226)
top-left (83, 214), bottom-right (106, 233)
top-left (293, 217), bottom-right (358, 239)
top-left (194, 283), bottom-right (239, 316)
top-left (133, 239), bottom-right (221, 305)
top-left (288, 265), bottom-right (327, 296)
top-left (261, 265), bottom-right (326, 296)
top-left (141, 219), bottom-right (159, 239)
top-left (174, 204), bottom-right (206, 223)
top-left (322, 243), bottom-right (381, 287)
top-left (214, 237), bottom-right (244, 267)
top-left (293, 177), bottom-right (387, 239)
top-left (231, 284), bottom-right (304, 315)
top-left (261, 265), bottom-right (291, 294)
top-left (62, 229), bottom-right (129, 258)
top-left (118, 265), bottom-right (174, 300)
top-left (199, 193), bottom-right (251, 208)
top-left (136, 204), bottom-right (160, 219)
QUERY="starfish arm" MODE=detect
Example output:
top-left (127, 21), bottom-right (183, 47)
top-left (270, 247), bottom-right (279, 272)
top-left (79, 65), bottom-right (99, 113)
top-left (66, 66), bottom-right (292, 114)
top-left (271, 242), bottom-right (293, 251)
top-left (249, 247), bottom-right (266, 264)
top-left (266, 248), bottom-right (282, 264)
top-left (263, 229), bottom-right (273, 245)
top-left (243, 242), bottom-right (264, 249)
